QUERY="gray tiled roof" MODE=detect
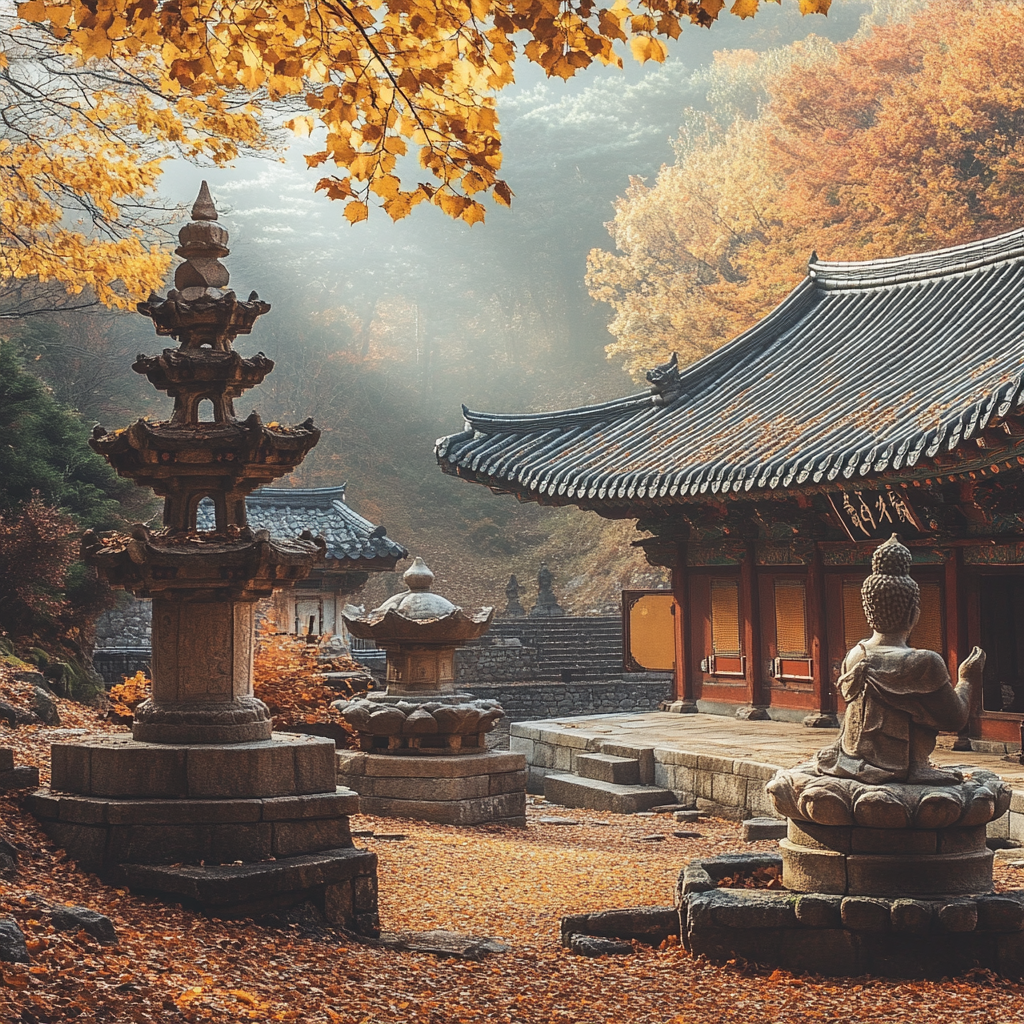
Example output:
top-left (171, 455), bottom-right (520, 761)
top-left (436, 227), bottom-right (1024, 507)
top-left (197, 485), bottom-right (406, 565)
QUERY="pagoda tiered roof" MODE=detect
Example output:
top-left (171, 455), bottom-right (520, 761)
top-left (436, 227), bottom-right (1024, 510)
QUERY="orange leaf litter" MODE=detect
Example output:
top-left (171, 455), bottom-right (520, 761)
top-left (1, 670), bottom-right (1023, 1022)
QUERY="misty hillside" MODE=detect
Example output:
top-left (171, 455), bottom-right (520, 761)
top-left (20, 0), bottom-right (871, 613)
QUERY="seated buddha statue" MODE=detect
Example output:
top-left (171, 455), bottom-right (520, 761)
top-left (812, 534), bottom-right (985, 786)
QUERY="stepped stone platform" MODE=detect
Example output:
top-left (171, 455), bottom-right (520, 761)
top-left (512, 713), bottom-right (1024, 839)
top-left (543, 773), bottom-right (675, 814)
top-left (336, 750), bottom-right (527, 826)
top-left (30, 733), bottom-right (378, 929)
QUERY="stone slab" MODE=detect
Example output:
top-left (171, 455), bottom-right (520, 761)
top-left (28, 789), bottom-right (359, 825)
top-left (575, 753), bottom-right (641, 786)
top-left (0, 748), bottom-right (15, 773)
top-left (117, 847), bottom-right (378, 930)
top-left (846, 849), bottom-right (993, 897)
top-left (355, 792), bottom-right (526, 827)
top-left (542, 774), bottom-right (675, 814)
top-left (794, 894), bottom-right (843, 929)
top-left (341, 773), bottom-right (491, 802)
top-left (489, 771), bottom-right (528, 796)
top-left (888, 898), bottom-right (933, 934)
top-left (0, 766), bottom-right (39, 791)
top-left (598, 744), bottom-right (655, 785)
top-left (780, 839), bottom-right (847, 895)
top-left (741, 818), bottom-right (787, 842)
top-left (339, 750), bottom-right (526, 779)
top-left (51, 734), bottom-right (336, 800)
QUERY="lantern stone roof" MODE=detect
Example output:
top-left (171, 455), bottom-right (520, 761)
top-left (197, 485), bottom-right (407, 568)
top-left (436, 227), bottom-right (1024, 509)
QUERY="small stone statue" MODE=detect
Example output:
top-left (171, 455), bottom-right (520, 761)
top-left (814, 534), bottom-right (984, 786)
top-left (529, 562), bottom-right (565, 618)
top-left (503, 574), bottom-right (526, 618)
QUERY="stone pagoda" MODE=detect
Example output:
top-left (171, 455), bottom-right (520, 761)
top-left (28, 185), bottom-right (378, 930)
top-left (334, 558), bottom-right (526, 825)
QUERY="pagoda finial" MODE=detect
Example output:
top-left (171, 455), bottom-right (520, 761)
top-left (191, 181), bottom-right (218, 221)
top-left (174, 185), bottom-right (230, 302)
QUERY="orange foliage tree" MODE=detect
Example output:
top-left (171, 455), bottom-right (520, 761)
top-left (16, 0), bottom-right (831, 232)
top-left (0, 15), bottom-right (267, 313)
top-left (587, 0), bottom-right (1024, 378)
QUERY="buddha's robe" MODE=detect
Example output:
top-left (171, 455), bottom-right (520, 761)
top-left (813, 644), bottom-right (970, 785)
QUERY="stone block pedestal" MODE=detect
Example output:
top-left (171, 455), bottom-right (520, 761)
top-left (679, 853), bottom-right (1024, 979)
top-left (782, 819), bottom-right (994, 897)
top-left (337, 750), bottom-right (527, 826)
top-left (29, 732), bottom-right (379, 930)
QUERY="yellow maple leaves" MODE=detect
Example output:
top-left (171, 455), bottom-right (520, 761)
top-left (0, 16), bottom-right (268, 310)
top-left (13, 0), bottom-right (827, 232)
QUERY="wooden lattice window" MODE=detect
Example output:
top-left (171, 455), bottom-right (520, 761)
top-left (909, 581), bottom-right (943, 654)
top-left (774, 580), bottom-right (809, 657)
top-left (842, 578), bottom-right (871, 652)
top-left (843, 577), bottom-right (943, 655)
top-left (710, 579), bottom-right (741, 656)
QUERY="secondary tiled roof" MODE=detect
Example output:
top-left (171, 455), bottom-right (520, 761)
top-left (197, 485), bottom-right (407, 566)
top-left (436, 227), bottom-right (1024, 507)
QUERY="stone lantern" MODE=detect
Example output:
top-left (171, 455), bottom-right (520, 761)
top-left (334, 559), bottom-right (526, 823)
top-left (27, 185), bottom-right (378, 930)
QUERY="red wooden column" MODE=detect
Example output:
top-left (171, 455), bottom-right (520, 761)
top-left (945, 548), bottom-right (972, 750)
top-left (806, 543), bottom-right (837, 727)
top-left (671, 542), bottom-right (695, 707)
top-left (739, 541), bottom-right (769, 718)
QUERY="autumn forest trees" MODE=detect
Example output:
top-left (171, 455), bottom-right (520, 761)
top-left (587, 0), bottom-right (1024, 377)
top-left (3, 0), bottom-right (1024, 643)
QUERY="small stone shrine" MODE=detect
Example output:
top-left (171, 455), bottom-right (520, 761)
top-left (502, 574), bottom-right (526, 618)
top-left (27, 185), bottom-right (378, 930)
top-left (334, 558), bottom-right (526, 825)
top-left (679, 536), bottom-right (1024, 978)
top-left (529, 562), bottom-right (565, 618)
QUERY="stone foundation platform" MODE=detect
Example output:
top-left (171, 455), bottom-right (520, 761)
top-left (29, 732), bottom-right (379, 930)
top-left (337, 750), bottom-right (527, 826)
top-left (49, 732), bottom-right (336, 799)
top-left (679, 854), bottom-right (1024, 979)
top-left (119, 848), bottom-right (379, 929)
top-left (27, 788), bottom-right (358, 875)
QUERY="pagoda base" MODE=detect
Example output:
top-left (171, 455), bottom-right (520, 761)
top-left (337, 750), bottom-right (527, 826)
top-left (117, 848), bottom-right (379, 930)
top-left (28, 732), bottom-right (380, 931)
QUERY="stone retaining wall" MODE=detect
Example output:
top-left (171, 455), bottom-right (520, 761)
top-left (95, 598), bottom-right (151, 649)
top-left (472, 677), bottom-right (672, 721)
top-left (456, 616), bottom-right (623, 684)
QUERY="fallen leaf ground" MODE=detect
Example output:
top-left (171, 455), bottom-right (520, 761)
top-left (1, 674), bottom-right (1024, 1022)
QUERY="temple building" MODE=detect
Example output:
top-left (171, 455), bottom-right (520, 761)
top-left (94, 484), bottom-right (405, 679)
top-left (436, 227), bottom-right (1024, 751)
top-left (197, 484), bottom-right (407, 637)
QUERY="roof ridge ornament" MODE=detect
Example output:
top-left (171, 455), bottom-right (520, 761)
top-left (646, 352), bottom-right (683, 407)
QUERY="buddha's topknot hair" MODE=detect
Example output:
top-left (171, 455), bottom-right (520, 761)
top-left (862, 534), bottom-right (919, 634)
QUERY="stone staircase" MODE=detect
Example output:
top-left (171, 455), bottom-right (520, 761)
top-left (477, 617), bottom-right (624, 682)
top-left (542, 749), bottom-right (676, 814)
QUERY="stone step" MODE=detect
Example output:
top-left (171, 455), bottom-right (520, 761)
top-left (543, 773), bottom-right (675, 814)
top-left (576, 753), bottom-right (641, 786)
